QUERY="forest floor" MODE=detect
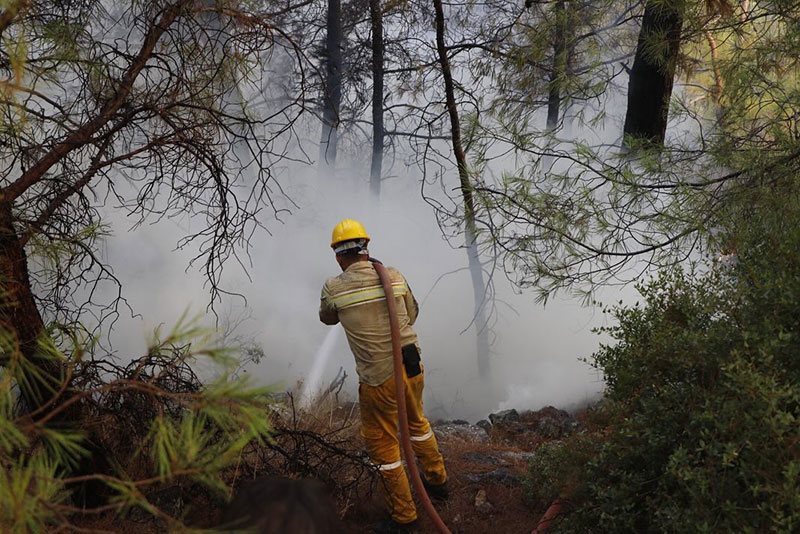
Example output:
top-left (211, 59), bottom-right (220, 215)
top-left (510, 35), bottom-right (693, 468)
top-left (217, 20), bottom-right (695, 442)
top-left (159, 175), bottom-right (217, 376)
top-left (72, 401), bottom-right (578, 534)
top-left (346, 433), bottom-right (539, 533)
top-left (343, 406), bottom-right (578, 534)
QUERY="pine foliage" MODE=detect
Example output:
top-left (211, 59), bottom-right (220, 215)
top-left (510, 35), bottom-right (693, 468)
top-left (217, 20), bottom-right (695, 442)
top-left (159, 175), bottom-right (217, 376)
top-left (0, 317), bottom-right (273, 533)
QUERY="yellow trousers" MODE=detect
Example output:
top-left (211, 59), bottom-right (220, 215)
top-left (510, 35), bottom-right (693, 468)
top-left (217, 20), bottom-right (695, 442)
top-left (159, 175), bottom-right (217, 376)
top-left (358, 365), bottom-right (447, 524)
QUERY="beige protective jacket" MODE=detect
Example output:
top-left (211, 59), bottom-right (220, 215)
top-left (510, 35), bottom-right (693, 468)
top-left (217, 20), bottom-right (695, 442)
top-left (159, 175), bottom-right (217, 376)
top-left (319, 260), bottom-right (420, 386)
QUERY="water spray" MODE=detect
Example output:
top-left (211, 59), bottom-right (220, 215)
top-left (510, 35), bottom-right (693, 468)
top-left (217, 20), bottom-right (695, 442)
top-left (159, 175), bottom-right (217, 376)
top-left (301, 327), bottom-right (340, 408)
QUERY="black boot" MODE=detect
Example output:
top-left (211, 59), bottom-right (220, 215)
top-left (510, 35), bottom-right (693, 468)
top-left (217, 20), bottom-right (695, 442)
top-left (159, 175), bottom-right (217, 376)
top-left (422, 477), bottom-right (449, 502)
top-left (372, 517), bottom-right (419, 533)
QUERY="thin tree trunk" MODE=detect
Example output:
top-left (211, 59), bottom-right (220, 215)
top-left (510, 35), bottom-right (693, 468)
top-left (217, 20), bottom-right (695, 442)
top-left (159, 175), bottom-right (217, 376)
top-left (623, 0), bottom-right (683, 147)
top-left (369, 0), bottom-right (384, 198)
top-left (546, 1), bottom-right (566, 132)
top-left (319, 0), bottom-right (343, 172)
top-left (704, 28), bottom-right (723, 103)
top-left (433, 0), bottom-right (490, 379)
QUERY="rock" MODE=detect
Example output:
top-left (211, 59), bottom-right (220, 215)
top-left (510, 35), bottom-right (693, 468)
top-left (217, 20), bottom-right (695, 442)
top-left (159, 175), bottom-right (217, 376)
top-left (432, 422), bottom-right (489, 444)
top-left (486, 406), bottom-right (581, 448)
top-left (474, 489), bottom-right (494, 514)
top-left (460, 451), bottom-right (503, 465)
top-left (465, 468), bottom-right (521, 487)
top-left (475, 419), bottom-right (492, 433)
top-left (488, 409), bottom-right (519, 425)
top-left (521, 406), bottom-right (581, 439)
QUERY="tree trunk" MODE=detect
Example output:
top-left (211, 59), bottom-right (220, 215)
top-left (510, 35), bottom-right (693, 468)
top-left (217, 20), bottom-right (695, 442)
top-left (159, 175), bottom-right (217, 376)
top-left (369, 0), bottom-right (384, 198)
top-left (704, 28), bottom-right (722, 103)
top-left (0, 202), bottom-right (62, 411)
top-left (433, 0), bottom-right (490, 379)
top-left (740, 0), bottom-right (749, 22)
top-left (466, 227), bottom-right (491, 379)
top-left (546, 1), bottom-right (567, 132)
top-left (0, 0), bottom-right (195, 425)
top-left (0, 1), bottom-right (188, 413)
top-left (623, 0), bottom-right (683, 147)
top-left (319, 0), bottom-right (343, 172)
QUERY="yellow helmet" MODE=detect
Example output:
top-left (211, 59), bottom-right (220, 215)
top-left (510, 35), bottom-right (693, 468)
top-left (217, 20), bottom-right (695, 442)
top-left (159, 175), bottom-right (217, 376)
top-left (330, 219), bottom-right (370, 248)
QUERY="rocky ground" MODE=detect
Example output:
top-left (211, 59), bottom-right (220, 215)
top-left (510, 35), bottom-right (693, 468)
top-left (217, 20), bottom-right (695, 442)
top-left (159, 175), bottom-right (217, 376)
top-left (349, 406), bottom-right (582, 534)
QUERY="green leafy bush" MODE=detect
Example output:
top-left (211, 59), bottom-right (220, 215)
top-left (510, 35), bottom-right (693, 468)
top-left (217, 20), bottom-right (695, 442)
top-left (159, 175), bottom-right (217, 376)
top-left (526, 195), bottom-right (800, 533)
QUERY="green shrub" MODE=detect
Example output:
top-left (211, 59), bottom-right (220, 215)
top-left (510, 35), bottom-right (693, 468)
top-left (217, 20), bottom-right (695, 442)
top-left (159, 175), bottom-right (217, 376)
top-left (526, 197), bottom-right (800, 533)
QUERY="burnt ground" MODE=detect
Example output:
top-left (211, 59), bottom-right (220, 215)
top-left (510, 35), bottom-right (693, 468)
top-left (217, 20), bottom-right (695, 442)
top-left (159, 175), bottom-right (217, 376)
top-left (345, 407), bottom-right (579, 533)
top-left (340, 440), bottom-right (539, 534)
top-left (401, 440), bottom-right (537, 534)
top-left (71, 405), bottom-right (577, 534)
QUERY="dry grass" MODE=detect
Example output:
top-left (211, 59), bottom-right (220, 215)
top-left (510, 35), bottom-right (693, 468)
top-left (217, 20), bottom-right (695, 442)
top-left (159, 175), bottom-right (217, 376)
top-left (68, 388), bottom-right (379, 533)
top-left (69, 384), bottom-right (552, 534)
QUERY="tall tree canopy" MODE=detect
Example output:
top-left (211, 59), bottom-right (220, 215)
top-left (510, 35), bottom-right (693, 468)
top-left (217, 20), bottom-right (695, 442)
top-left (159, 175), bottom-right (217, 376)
top-left (0, 0), bottom-right (312, 409)
top-left (441, 0), bottom-right (800, 300)
top-left (2, 0), bottom-right (798, 414)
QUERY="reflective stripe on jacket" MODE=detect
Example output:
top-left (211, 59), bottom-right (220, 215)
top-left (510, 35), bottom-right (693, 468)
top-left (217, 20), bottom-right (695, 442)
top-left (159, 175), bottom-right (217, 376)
top-left (319, 261), bottom-right (419, 386)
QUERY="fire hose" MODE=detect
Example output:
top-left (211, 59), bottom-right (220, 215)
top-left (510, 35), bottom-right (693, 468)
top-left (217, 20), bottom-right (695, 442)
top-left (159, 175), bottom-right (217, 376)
top-left (372, 259), bottom-right (452, 534)
top-left (532, 499), bottom-right (565, 533)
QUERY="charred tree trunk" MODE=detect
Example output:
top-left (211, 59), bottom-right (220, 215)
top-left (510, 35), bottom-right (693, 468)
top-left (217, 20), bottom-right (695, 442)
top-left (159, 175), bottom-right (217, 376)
top-left (623, 0), bottom-right (683, 147)
top-left (433, 0), bottom-right (491, 379)
top-left (0, 202), bottom-right (62, 411)
top-left (369, 0), bottom-right (384, 198)
top-left (546, 1), bottom-right (567, 132)
top-left (319, 0), bottom-right (343, 172)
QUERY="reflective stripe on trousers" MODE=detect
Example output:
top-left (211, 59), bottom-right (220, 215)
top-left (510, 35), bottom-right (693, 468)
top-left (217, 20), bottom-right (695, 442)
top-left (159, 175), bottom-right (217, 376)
top-left (358, 365), bottom-right (447, 524)
top-left (409, 430), bottom-right (434, 442)
top-left (375, 460), bottom-right (403, 471)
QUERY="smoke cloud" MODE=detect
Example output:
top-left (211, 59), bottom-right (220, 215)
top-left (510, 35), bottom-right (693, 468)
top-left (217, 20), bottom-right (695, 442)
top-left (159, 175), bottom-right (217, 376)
top-left (90, 9), bottom-right (649, 420)
top-left (95, 156), bottom-right (638, 422)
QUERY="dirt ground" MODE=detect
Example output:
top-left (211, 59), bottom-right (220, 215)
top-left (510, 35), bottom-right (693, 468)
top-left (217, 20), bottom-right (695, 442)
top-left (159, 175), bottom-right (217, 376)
top-left (73, 437), bottom-right (543, 534)
top-left (343, 438), bottom-right (542, 534)
top-left (69, 398), bottom-right (558, 534)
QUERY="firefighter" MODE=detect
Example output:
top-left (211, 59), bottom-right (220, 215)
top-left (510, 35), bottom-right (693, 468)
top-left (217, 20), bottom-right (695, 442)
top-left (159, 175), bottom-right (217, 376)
top-left (319, 219), bottom-right (448, 534)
